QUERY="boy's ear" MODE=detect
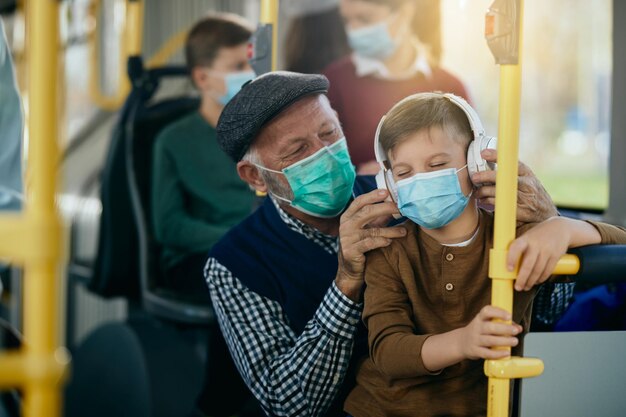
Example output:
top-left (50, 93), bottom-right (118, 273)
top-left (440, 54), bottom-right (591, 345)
top-left (191, 66), bottom-right (210, 91)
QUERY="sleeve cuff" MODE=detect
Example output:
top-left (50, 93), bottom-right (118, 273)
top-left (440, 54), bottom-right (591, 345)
top-left (585, 220), bottom-right (626, 244)
top-left (313, 282), bottom-right (363, 341)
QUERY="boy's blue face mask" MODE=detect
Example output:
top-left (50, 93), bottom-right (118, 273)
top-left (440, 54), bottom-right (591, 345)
top-left (396, 165), bottom-right (472, 229)
top-left (347, 20), bottom-right (397, 61)
top-left (255, 138), bottom-right (357, 218)
top-left (218, 70), bottom-right (255, 105)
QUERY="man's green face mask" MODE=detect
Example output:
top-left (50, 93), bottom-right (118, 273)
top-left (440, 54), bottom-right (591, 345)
top-left (255, 138), bottom-right (357, 218)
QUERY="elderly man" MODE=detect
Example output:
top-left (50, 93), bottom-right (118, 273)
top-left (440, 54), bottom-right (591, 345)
top-left (205, 71), bottom-right (560, 417)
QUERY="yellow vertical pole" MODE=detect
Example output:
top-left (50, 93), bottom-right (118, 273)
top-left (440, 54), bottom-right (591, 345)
top-left (23, 1), bottom-right (66, 417)
top-left (255, 0), bottom-right (279, 198)
top-left (486, 4), bottom-right (524, 413)
top-left (88, 0), bottom-right (144, 110)
top-left (485, 0), bottom-right (543, 416)
top-left (260, 0), bottom-right (279, 71)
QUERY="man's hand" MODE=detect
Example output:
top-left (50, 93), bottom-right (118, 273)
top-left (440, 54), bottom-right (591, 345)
top-left (472, 149), bottom-right (558, 223)
top-left (336, 189), bottom-right (406, 301)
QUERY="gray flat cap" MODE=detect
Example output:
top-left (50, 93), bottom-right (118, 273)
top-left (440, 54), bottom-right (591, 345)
top-left (216, 71), bottom-right (330, 162)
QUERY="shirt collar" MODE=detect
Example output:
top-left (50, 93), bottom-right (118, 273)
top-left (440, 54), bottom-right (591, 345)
top-left (269, 196), bottom-right (339, 255)
top-left (352, 42), bottom-right (432, 80)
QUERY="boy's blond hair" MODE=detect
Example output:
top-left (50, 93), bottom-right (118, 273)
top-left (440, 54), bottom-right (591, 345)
top-left (379, 92), bottom-right (473, 160)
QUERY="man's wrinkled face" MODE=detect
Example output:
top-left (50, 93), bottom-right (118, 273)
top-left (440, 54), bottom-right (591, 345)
top-left (253, 95), bottom-right (346, 198)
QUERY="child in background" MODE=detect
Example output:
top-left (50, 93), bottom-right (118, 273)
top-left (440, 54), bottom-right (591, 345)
top-left (343, 92), bottom-right (626, 417)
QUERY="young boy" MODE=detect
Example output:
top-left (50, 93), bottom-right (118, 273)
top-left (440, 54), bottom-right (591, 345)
top-left (343, 92), bottom-right (626, 417)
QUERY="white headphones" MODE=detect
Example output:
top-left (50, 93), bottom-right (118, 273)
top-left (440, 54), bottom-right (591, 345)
top-left (374, 93), bottom-right (497, 203)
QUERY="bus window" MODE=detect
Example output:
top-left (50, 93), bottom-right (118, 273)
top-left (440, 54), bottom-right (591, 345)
top-left (440, 0), bottom-right (611, 210)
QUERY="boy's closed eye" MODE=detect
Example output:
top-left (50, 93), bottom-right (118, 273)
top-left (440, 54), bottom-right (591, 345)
top-left (429, 162), bottom-right (447, 169)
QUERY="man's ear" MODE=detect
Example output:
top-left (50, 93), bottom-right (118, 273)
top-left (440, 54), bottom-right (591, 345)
top-left (237, 161), bottom-right (268, 194)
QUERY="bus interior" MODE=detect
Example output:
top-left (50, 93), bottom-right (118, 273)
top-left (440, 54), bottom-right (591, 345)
top-left (0, 1), bottom-right (625, 417)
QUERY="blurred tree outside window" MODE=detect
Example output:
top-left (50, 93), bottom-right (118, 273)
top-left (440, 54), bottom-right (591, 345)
top-left (441, 0), bottom-right (611, 210)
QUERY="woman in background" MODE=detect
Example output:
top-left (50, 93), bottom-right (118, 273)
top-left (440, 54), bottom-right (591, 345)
top-left (324, 0), bottom-right (469, 174)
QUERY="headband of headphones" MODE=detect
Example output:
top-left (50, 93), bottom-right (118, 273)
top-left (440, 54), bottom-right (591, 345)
top-left (374, 93), bottom-right (487, 170)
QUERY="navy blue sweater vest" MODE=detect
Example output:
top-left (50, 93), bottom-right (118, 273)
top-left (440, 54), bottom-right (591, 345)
top-left (210, 176), bottom-right (376, 335)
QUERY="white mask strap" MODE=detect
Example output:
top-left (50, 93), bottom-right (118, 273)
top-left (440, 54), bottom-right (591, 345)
top-left (253, 163), bottom-right (283, 175)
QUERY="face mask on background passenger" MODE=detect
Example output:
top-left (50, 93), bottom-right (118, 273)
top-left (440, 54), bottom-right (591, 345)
top-left (254, 138), bottom-right (357, 218)
top-left (346, 14), bottom-right (403, 61)
top-left (214, 70), bottom-right (255, 105)
top-left (396, 165), bottom-right (472, 229)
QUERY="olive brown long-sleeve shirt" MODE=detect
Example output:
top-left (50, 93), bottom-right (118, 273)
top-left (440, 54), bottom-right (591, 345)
top-left (345, 210), bottom-right (626, 417)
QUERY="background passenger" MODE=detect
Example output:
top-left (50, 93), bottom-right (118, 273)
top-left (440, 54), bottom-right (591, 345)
top-left (0, 18), bottom-right (23, 211)
top-left (150, 13), bottom-right (260, 417)
top-left (283, 0), bottom-right (442, 75)
top-left (283, 0), bottom-right (350, 74)
top-left (324, 0), bottom-right (469, 175)
top-left (151, 13), bottom-right (255, 295)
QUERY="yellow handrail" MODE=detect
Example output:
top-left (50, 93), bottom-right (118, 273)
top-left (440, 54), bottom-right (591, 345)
top-left (260, 0), bottom-right (280, 72)
top-left (484, 1), bottom-right (546, 416)
top-left (255, 0), bottom-right (279, 198)
top-left (145, 29), bottom-right (189, 68)
top-left (88, 0), bottom-right (144, 111)
top-left (0, 1), bottom-right (70, 417)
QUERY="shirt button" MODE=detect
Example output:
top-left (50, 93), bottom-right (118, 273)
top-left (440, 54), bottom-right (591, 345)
top-left (445, 283), bottom-right (454, 291)
top-left (446, 253), bottom-right (454, 261)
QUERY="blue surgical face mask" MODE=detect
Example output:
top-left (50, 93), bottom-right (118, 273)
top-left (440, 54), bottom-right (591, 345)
top-left (396, 165), bottom-right (472, 229)
top-left (218, 70), bottom-right (255, 105)
top-left (347, 19), bottom-right (398, 60)
top-left (255, 137), bottom-right (357, 218)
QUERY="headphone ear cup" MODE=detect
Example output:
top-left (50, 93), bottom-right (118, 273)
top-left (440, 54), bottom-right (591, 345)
top-left (385, 170), bottom-right (398, 203)
top-left (467, 140), bottom-right (481, 179)
top-left (375, 169), bottom-right (387, 192)
top-left (375, 169), bottom-right (399, 205)
top-left (468, 136), bottom-right (496, 184)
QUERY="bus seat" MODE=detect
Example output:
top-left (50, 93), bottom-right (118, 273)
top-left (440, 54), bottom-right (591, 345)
top-left (90, 56), bottom-right (213, 324)
top-left (520, 330), bottom-right (626, 417)
top-left (64, 318), bottom-right (205, 417)
top-left (89, 108), bottom-right (142, 299)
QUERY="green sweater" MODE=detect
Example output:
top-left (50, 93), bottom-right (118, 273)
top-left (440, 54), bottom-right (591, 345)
top-left (151, 111), bottom-right (254, 269)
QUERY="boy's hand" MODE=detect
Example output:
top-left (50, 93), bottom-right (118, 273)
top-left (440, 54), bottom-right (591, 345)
top-left (460, 306), bottom-right (522, 360)
top-left (507, 217), bottom-right (570, 291)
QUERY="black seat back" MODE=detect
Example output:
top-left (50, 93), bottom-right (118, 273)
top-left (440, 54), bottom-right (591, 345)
top-left (90, 105), bottom-right (141, 299)
top-left (127, 96), bottom-right (200, 294)
top-left (89, 58), bottom-right (198, 299)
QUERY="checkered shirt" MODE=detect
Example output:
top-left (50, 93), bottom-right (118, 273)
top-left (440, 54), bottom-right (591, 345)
top-left (205, 198), bottom-right (360, 417)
